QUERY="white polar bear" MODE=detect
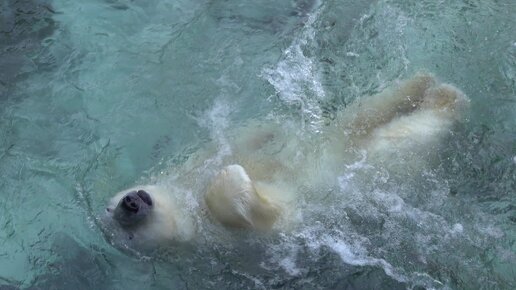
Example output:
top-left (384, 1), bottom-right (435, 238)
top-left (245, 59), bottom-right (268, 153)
top-left (105, 73), bottom-right (470, 244)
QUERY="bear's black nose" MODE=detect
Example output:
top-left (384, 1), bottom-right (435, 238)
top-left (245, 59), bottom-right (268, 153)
top-left (113, 189), bottom-right (154, 227)
top-left (122, 195), bottom-right (139, 213)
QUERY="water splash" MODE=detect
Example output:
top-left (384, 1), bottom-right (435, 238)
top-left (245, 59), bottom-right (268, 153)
top-left (261, 2), bottom-right (326, 130)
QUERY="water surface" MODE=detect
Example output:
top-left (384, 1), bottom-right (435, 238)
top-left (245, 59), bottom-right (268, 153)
top-left (0, 0), bottom-right (515, 289)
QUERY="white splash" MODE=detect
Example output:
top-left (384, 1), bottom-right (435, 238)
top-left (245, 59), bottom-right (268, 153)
top-left (261, 6), bottom-right (326, 129)
top-left (197, 98), bottom-right (233, 167)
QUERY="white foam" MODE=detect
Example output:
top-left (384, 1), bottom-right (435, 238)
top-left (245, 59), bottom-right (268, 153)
top-left (338, 151), bottom-right (374, 190)
top-left (337, 173), bottom-right (356, 191)
top-left (326, 237), bottom-right (407, 281)
top-left (345, 150), bottom-right (373, 171)
top-left (261, 7), bottom-right (326, 129)
top-left (451, 223), bottom-right (463, 234)
top-left (197, 98), bottom-right (233, 166)
top-left (279, 255), bottom-right (302, 276)
top-left (295, 228), bottom-right (412, 284)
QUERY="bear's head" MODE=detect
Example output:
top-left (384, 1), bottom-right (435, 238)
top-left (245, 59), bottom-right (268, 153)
top-left (104, 185), bottom-right (196, 248)
top-left (110, 189), bottom-right (154, 228)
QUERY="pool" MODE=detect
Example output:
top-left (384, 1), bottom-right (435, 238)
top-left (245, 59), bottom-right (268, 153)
top-left (0, 0), bottom-right (514, 289)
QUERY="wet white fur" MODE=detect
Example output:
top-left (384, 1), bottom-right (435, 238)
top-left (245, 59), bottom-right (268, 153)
top-left (365, 83), bottom-right (469, 155)
top-left (205, 164), bottom-right (284, 230)
top-left (107, 73), bottom-right (469, 242)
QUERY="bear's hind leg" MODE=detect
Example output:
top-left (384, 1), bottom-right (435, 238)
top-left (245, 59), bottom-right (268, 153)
top-left (339, 73), bottom-right (437, 137)
top-left (421, 83), bottom-right (470, 118)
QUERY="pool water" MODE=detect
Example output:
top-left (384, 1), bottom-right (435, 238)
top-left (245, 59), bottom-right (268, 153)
top-left (0, 0), bottom-right (514, 289)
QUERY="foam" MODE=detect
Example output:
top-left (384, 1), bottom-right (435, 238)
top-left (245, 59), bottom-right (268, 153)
top-left (261, 5), bottom-right (325, 130)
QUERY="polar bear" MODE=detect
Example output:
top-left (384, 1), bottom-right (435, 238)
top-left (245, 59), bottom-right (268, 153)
top-left (105, 73), bottom-right (469, 243)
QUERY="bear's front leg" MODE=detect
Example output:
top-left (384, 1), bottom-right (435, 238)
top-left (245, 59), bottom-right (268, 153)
top-left (205, 164), bottom-right (281, 230)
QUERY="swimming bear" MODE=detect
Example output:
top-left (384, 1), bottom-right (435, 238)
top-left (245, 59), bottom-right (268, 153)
top-left (105, 73), bottom-right (469, 245)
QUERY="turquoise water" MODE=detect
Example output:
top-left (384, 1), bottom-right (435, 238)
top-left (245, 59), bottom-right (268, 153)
top-left (0, 0), bottom-right (515, 289)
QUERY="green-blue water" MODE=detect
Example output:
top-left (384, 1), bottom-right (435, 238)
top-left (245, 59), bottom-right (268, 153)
top-left (0, 0), bottom-right (514, 289)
